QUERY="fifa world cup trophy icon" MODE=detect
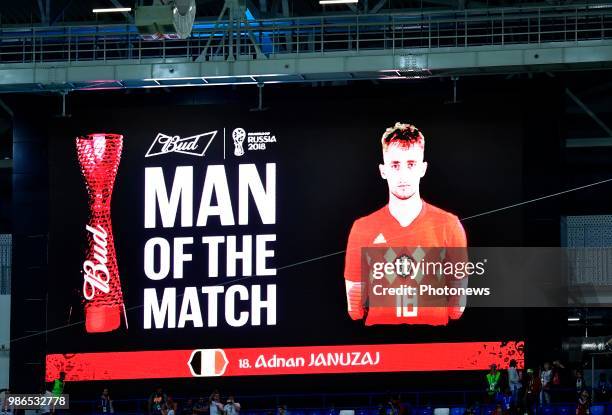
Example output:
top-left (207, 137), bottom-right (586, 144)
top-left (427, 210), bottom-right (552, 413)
top-left (233, 128), bottom-right (246, 156)
top-left (76, 133), bottom-right (126, 333)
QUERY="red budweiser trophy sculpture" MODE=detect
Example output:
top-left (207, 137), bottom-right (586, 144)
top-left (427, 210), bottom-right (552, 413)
top-left (76, 133), bottom-right (126, 333)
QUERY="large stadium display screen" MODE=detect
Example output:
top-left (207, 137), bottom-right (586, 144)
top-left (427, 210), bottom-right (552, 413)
top-left (46, 98), bottom-right (525, 382)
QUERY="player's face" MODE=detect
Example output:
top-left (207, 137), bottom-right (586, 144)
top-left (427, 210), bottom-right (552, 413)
top-left (379, 143), bottom-right (427, 200)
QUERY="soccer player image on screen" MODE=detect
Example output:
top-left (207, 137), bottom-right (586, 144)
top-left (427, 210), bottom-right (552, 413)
top-left (343, 122), bottom-right (468, 326)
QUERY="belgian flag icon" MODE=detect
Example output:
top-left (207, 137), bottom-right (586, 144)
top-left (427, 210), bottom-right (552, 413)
top-left (188, 349), bottom-right (229, 377)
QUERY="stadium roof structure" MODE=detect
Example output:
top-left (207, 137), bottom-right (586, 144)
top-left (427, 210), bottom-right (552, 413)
top-left (0, 0), bottom-right (609, 91)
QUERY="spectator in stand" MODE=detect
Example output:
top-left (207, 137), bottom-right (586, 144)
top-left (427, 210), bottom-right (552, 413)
top-left (597, 373), bottom-right (610, 402)
top-left (0, 388), bottom-right (12, 415)
top-left (508, 360), bottom-right (522, 406)
top-left (40, 384), bottom-right (54, 415)
top-left (540, 362), bottom-right (552, 405)
top-left (148, 388), bottom-right (168, 415)
top-left (486, 364), bottom-right (502, 403)
top-left (182, 399), bottom-right (194, 415)
top-left (223, 395), bottom-right (241, 415)
top-left (50, 376), bottom-right (64, 415)
top-left (523, 368), bottom-right (540, 415)
top-left (167, 396), bottom-right (178, 415)
top-left (98, 388), bottom-right (114, 414)
top-left (277, 404), bottom-right (288, 415)
top-left (501, 389), bottom-right (512, 414)
top-left (210, 391), bottom-right (224, 415)
top-left (575, 369), bottom-right (586, 397)
top-left (52, 372), bottom-right (66, 398)
top-left (390, 395), bottom-right (406, 415)
top-left (551, 360), bottom-right (566, 401)
top-left (193, 397), bottom-right (208, 415)
top-left (381, 395), bottom-right (401, 415)
top-left (576, 390), bottom-right (590, 415)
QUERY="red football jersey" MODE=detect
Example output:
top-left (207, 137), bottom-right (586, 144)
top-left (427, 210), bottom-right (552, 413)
top-left (344, 200), bottom-right (467, 326)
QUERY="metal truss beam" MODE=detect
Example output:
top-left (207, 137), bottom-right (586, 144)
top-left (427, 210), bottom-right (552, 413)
top-left (566, 88), bottom-right (612, 137)
top-left (109, 0), bottom-right (134, 22)
top-left (0, 41), bottom-right (611, 92)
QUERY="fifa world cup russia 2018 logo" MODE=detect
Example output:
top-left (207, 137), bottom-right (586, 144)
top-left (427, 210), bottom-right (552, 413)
top-left (76, 133), bottom-right (126, 333)
top-left (233, 128), bottom-right (246, 157)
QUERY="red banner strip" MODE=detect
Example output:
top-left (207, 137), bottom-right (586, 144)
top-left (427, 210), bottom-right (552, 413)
top-left (46, 341), bottom-right (524, 381)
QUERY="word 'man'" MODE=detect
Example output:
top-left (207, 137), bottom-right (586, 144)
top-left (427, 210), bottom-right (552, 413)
top-left (144, 163), bottom-right (276, 228)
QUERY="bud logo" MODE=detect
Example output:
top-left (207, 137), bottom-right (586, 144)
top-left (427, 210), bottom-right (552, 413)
top-left (145, 131), bottom-right (217, 158)
top-left (83, 224), bottom-right (111, 300)
top-left (233, 128), bottom-right (246, 157)
top-left (189, 349), bottom-right (229, 377)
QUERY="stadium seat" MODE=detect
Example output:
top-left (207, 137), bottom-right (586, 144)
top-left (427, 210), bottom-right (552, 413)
top-left (434, 408), bottom-right (450, 415)
top-left (541, 406), bottom-right (555, 415)
top-left (450, 407), bottom-right (465, 415)
top-left (557, 406), bottom-right (573, 415)
top-left (481, 406), bottom-right (495, 415)
top-left (591, 405), bottom-right (605, 415)
top-left (415, 408), bottom-right (433, 415)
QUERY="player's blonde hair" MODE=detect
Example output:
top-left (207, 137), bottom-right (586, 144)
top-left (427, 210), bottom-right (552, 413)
top-left (381, 122), bottom-right (425, 151)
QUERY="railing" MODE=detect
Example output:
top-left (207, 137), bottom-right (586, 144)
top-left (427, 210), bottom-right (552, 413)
top-left (0, 234), bottom-right (10, 295)
top-left (0, 4), bottom-right (610, 64)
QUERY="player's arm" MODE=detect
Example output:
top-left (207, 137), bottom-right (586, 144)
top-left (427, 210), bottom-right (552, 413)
top-left (344, 220), bottom-right (365, 320)
top-left (445, 216), bottom-right (468, 320)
